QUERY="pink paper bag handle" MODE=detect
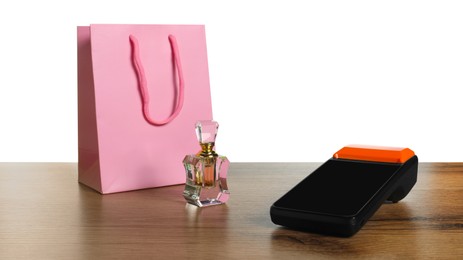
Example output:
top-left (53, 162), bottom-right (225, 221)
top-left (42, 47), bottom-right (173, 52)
top-left (129, 34), bottom-right (185, 126)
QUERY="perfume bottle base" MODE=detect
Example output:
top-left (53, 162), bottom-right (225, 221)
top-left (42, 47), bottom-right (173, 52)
top-left (183, 183), bottom-right (230, 207)
top-left (185, 199), bottom-right (224, 208)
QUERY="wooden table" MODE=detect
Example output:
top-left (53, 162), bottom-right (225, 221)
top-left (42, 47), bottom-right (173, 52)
top-left (0, 163), bottom-right (462, 259)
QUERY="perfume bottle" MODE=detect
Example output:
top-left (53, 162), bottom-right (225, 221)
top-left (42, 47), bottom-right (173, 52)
top-left (183, 120), bottom-right (230, 207)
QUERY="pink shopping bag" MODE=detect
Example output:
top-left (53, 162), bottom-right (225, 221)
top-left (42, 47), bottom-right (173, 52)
top-left (77, 24), bottom-right (213, 194)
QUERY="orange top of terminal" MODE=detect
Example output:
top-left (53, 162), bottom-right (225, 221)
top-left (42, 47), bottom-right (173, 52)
top-left (333, 145), bottom-right (415, 163)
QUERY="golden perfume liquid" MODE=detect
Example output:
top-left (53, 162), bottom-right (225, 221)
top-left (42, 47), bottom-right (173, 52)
top-left (183, 121), bottom-right (230, 207)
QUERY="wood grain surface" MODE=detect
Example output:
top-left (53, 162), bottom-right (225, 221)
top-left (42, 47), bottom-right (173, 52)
top-left (0, 162), bottom-right (462, 259)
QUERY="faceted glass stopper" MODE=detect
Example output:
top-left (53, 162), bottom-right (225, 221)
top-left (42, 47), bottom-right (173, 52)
top-left (196, 120), bottom-right (219, 144)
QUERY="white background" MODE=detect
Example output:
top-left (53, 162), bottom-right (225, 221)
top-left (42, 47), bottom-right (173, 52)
top-left (0, 0), bottom-right (462, 162)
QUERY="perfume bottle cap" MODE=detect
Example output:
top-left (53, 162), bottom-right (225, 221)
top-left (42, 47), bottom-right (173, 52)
top-left (196, 120), bottom-right (219, 144)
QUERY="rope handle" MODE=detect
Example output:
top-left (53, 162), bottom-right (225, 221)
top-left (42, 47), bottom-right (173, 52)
top-left (129, 34), bottom-right (185, 126)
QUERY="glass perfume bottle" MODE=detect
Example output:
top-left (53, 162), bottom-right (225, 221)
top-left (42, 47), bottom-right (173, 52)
top-left (183, 120), bottom-right (230, 207)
